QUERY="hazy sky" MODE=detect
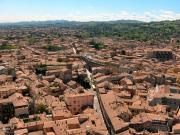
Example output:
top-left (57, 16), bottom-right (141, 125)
top-left (0, 0), bottom-right (180, 22)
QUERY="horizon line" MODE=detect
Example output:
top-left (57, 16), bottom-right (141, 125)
top-left (0, 19), bottom-right (179, 25)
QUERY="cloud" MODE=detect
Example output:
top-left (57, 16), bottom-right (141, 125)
top-left (72, 10), bottom-right (180, 22)
top-left (0, 10), bottom-right (180, 23)
top-left (155, 10), bottom-right (180, 21)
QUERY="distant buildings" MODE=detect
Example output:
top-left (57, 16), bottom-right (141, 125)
top-left (149, 85), bottom-right (180, 108)
top-left (65, 91), bottom-right (94, 114)
top-left (0, 25), bottom-right (180, 135)
top-left (130, 113), bottom-right (173, 132)
top-left (0, 93), bottom-right (29, 123)
top-left (148, 49), bottom-right (173, 61)
top-left (0, 99), bottom-right (14, 123)
top-left (46, 68), bottom-right (72, 83)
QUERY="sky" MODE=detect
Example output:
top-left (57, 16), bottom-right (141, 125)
top-left (0, 0), bottom-right (180, 22)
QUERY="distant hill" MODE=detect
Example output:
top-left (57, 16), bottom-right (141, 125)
top-left (0, 20), bottom-right (77, 28)
top-left (76, 20), bottom-right (180, 43)
top-left (0, 19), bottom-right (179, 43)
top-left (0, 20), bottom-right (143, 28)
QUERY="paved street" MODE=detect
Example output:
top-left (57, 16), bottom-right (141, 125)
top-left (73, 47), bottom-right (103, 115)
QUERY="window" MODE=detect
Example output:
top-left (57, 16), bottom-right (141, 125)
top-left (91, 120), bottom-right (96, 126)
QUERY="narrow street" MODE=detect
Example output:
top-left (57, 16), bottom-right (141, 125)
top-left (72, 47), bottom-right (77, 54)
top-left (86, 69), bottom-right (102, 114)
top-left (71, 46), bottom-right (115, 134)
top-left (73, 47), bottom-right (103, 115)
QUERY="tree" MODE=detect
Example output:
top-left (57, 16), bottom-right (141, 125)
top-left (35, 64), bottom-right (47, 76)
top-left (90, 39), bottom-right (104, 50)
top-left (35, 103), bottom-right (47, 114)
top-left (27, 36), bottom-right (37, 45)
top-left (0, 45), bottom-right (17, 50)
top-left (44, 45), bottom-right (61, 52)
